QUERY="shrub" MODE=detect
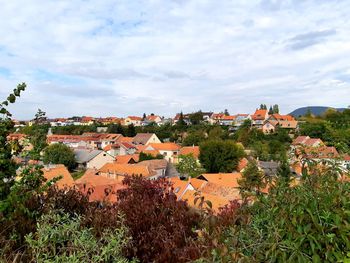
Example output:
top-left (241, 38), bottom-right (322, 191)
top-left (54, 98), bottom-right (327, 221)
top-left (25, 211), bottom-right (132, 263)
top-left (117, 176), bottom-right (202, 263)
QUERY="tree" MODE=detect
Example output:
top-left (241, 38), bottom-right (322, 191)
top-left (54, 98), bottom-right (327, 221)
top-left (189, 111), bottom-right (204, 125)
top-left (117, 176), bottom-right (201, 262)
top-left (0, 83), bottom-right (26, 200)
top-left (108, 123), bottom-right (125, 135)
top-left (126, 124), bottom-right (136, 137)
top-left (33, 108), bottom-right (46, 124)
top-left (238, 160), bottom-right (265, 198)
top-left (268, 106), bottom-right (273, 115)
top-left (142, 113), bottom-right (147, 120)
top-left (139, 152), bottom-right (164, 161)
top-left (176, 154), bottom-right (205, 178)
top-left (177, 112), bottom-right (187, 127)
top-left (182, 130), bottom-right (206, 146)
top-left (43, 143), bottom-right (76, 170)
top-left (199, 140), bottom-right (245, 173)
top-left (272, 104), bottom-right (279, 114)
top-left (224, 109), bottom-right (230, 116)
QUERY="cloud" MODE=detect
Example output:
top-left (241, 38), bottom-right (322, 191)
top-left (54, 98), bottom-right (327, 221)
top-left (0, 0), bottom-right (349, 119)
top-left (287, 29), bottom-right (337, 50)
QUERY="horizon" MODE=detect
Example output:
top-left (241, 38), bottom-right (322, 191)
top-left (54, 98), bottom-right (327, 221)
top-left (1, 1), bottom-right (350, 119)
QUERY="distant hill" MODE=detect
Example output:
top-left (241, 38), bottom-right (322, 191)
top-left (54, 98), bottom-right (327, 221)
top-left (289, 106), bottom-right (347, 117)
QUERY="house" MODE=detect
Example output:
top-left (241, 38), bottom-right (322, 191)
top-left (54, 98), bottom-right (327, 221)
top-left (174, 146), bottom-right (200, 163)
top-left (262, 120), bottom-right (279, 134)
top-left (179, 146), bottom-right (200, 159)
top-left (42, 165), bottom-right (75, 189)
top-left (258, 161), bottom-right (280, 177)
top-left (115, 154), bottom-right (139, 164)
top-left (74, 149), bottom-right (114, 170)
top-left (132, 133), bottom-right (161, 145)
top-left (168, 177), bottom-right (195, 200)
top-left (99, 163), bottom-right (151, 180)
top-left (251, 109), bottom-right (268, 128)
top-left (124, 116), bottom-right (142, 126)
top-left (219, 115), bottom-right (236, 126)
top-left (197, 173), bottom-right (242, 188)
top-left (234, 114), bottom-right (251, 127)
top-left (136, 159), bottom-right (168, 179)
top-left (7, 133), bottom-right (33, 152)
top-left (173, 113), bottom-right (191, 125)
top-left (75, 169), bottom-right (126, 202)
top-left (146, 115), bottom-right (162, 124)
top-left (144, 143), bottom-right (180, 162)
top-left (99, 134), bottom-right (124, 149)
top-left (292, 136), bottom-right (324, 148)
top-left (103, 142), bottom-right (136, 157)
top-left (81, 116), bottom-right (95, 126)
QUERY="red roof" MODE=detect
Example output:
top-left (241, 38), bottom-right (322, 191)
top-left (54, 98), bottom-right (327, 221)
top-left (179, 146), bottom-right (200, 158)
top-left (252, 109), bottom-right (267, 120)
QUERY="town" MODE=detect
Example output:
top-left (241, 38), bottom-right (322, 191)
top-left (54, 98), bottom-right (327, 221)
top-left (7, 105), bottom-right (350, 212)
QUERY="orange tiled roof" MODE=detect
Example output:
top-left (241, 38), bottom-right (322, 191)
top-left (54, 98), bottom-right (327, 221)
top-left (188, 177), bottom-right (207, 190)
top-left (181, 190), bottom-right (229, 212)
top-left (117, 137), bottom-right (133, 143)
top-left (292, 136), bottom-right (310, 145)
top-left (7, 133), bottom-right (27, 141)
top-left (42, 165), bottom-right (75, 189)
top-left (99, 163), bottom-right (151, 177)
top-left (237, 158), bottom-right (249, 172)
top-left (115, 154), bottom-right (139, 164)
top-left (148, 143), bottom-right (180, 151)
top-left (200, 182), bottom-right (241, 200)
top-left (198, 173), bottom-right (242, 188)
top-left (127, 116), bottom-right (142, 121)
top-left (179, 146), bottom-right (200, 158)
top-left (252, 109), bottom-right (267, 120)
top-left (168, 178), bottom-right (190, 199)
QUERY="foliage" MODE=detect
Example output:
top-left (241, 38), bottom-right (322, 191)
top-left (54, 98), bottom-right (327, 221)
top-left (21, 123), bottom-right (50, 160)
top-left (117, 176), bottom-right (202, 263)
top-left (206, 165), bottom-right (350, 262)
top-left (238, 160), bottom-right (266, 198)
top-left (126, 124), bottom-right (136, 137)
top-left (25, 211), bottom-right (132, 263)
top-left (51, 124), bottom-right (97, 135)
top-left (0, 83), bottom-right (26, 200)
top-left (138, 151), bottom-right (164, 161)
top-left (199, 140), bottom-right (245, 173)
top-left (182, 130), bottom-right (206, 146)
top-left (108, 122), bottom-right (125, 135)
top-left (189, 111), bottom-right (204, 125)
top-left (176, 154), bottom-right (205, 178)
top-left (33, 108), bottom-right (47, 124)
top-left (43, 143), bottom-right (76, 170)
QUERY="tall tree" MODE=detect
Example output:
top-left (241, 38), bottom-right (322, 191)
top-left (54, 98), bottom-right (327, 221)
top-left (126, 124), bottom-right (136, 137)
top-left (238, 160), bottom-right (265, 198)
top-left (273, 104), bottom-right (279, 114)
top-left (33, 108), bottom-right (47, 124)
top-left (0, 83), bottom-right (26, 200)
top-left (199, 140), bottom-right (245, 173)
top-left (43, 143), bottom-right (76, 170)
top-left (177, 112), bottom-right (187, 127)
top-left (268, 106), bottom-right (273, 115)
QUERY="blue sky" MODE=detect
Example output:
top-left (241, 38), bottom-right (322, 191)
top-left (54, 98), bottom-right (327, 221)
top-left (0, 0), bottom-right (349, 119)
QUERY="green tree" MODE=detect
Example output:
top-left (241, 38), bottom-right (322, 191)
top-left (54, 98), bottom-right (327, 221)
top-left (176, 154), bottom-right (205, 178)
top-left (189, 111), bottom-right (204, 125)
top-left (26, 211), bottom-right (132, 263)
top-left (126, 124), bottom-right (136, 137)
top-left (224, 109), bottom-right (230, 116)
top-left (33, 108), bottom-right (47, 124)
top-left (199, 140), bottom-right (245, 173)
top-left (268, 106), bottom-right (273, 115)
top-left (108, 123), bottom-right (125, 135)
top-left (176, 112), bottom-right (187, 128)
top-left (182, 130), bottom-right (206, 146)
top-left (238, 160), bottom-right (265, 198)
top-left (43, 143), bottom-right (76, 170)
top-left (139, 152), bottom-right (164, 161)
top-left (0, 83), bottom-right (26, 201)
top-left (272, 104), bottom-right (279, 114)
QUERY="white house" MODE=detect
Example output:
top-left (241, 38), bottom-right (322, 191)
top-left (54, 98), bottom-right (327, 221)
top-left (74, 149), bottom-right (114, 170)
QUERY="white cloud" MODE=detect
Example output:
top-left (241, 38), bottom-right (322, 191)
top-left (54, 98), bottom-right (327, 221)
top-left (0, 0), bottom-right (349, 119)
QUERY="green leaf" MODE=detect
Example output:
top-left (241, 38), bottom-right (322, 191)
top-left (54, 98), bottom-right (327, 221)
top-left (7, 94), bottom-right (16, 103)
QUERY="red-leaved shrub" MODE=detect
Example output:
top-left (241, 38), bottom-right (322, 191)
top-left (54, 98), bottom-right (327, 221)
top-left (117, 176), bottom-right (202, 263)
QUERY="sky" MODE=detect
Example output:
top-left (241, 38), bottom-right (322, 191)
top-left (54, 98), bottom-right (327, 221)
top-left (0, 0), bottom-right (350, 120)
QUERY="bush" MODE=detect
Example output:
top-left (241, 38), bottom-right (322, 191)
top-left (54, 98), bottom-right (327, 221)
top-left (117, 176), bottom-right (202, 263)
top-left (199, 140), bottom-right (245, 173)
top-left (43, 143), bottom-right (76, 170)
top-left (25, 211), bottom-right (132, 263)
